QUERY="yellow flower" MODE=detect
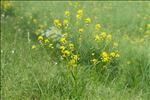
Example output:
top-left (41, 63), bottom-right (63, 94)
top-left (113, 42), bottom-right (118, 48)
top-left (44, 39), bottom-right (49, 44)
top-left (101, 52), bottom-right (108, 58)
top-left (95, 34), bottom-right (100, 41)
top-left (107, 34), bottom-right (112, 41)
top-left (76, 9), bottom-right (83, 20)
top-left (53, 19), bottom-right (62, 28)
top-left (100, 32), bottom-right (107, 38)
top-left (101, 52), bottom-right (109, 63)
top-left (91, 59), bottom-right (97, 65)
top-left (110, 52), bottom-right (116, 58)
top-left (48, 44), bottom-right (54, 49)
top-left (102, 57), bottom-right (109, 63)
top-left (73, 55), bottom-right (78, 61)
top-left (69, 43), bottom-right (74, 50)
top-left (32, 45), bottom-right (36, 49)
top-left (63, 50), bottom-right (70, 57)
top-left (77, 9), bottom-right (83, 16)
top-left (38, 36), bottom-right (44, 41)
top-left (76, 14), bottom-right (82, 20)
top-left (68, 59), bottom-right (76, 66)
top-left (79, 28), bottom-right (84, 33)
top-left (85, 17), bottom-right (91, 25)
top-left (95, 24), bottom-right (101, 30)
top-left (60, 46), bottom-right (65, 51)
top-left (64, 11), bottom-right (70, 17)
top-left (63, 19), bottom-right (69, 28)
top-left (60, 38), bottom-right (66, 45)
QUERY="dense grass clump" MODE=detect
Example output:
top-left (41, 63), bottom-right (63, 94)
top-left (1, 1), bottom-right (150, 100)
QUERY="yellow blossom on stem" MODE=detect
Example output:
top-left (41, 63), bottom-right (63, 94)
top-left (91, 58), bottom-right (98, 65)
top-left (95, 24), bottom-right (101, 30)
top-left (53, 19), bottom-right (62, 28)
top-left (32, 45), bottom-right (36, 49)
top-left (107, 34), bottom-right (112, 41)
top-left (48, 44), bottom-right (54, 49)
top-left (60, 37), bottom-right (66, 45)
top-left (38, 36), bottom-right (44, 41)
top-left (63, 19), bottom-right (69, 28)
top-left (100, 32), bottom-right (107, 38)
top-left (69, 43), bottom-right (74, 50)
top-left (85, 17), bottom-right (91, 25)
top-left (101, 52), bottom-right (109, 63)
top-left (64, 11), bottom-right (70, 17)
top-left (44, 39), bottom-right (49, 44)
top-left (79, 28), bottom-right (84, 33)
top-left (95, 34), bottom-right (100, 41)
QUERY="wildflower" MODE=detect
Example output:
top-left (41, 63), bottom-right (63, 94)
top-left (32, 45), bottom-right (36, 49)
top-left (106, 34), bottom-right (112, 41)
top-left (68, 59), bottom-right (76, 66)
top-left (77, 9), bottom-right (83, 16)
top-left (63, 19), bottom-right (69, 28)
top-left (63, 50), bottom-right (70, 57)
top-left (48, 44), bottom-right (54, 49)
top-left (60, 37), bottom-right (66, 45)
top-left (76, 9), bottom-right (83, 20)
top-left (113, 42), bottom-right (118, 48)
top-left (95, 24), bottom-right (101, 30)
top-left (60, 46), bottom-right (65, 51)
top-left (110, 52), bottom-right (116, 58)
top-left (76, 14), bottom-right (82, 20)
top-left (101, 52), bottom-right (109, 63)
top-left (64, 11), bottom-right (70, 17)
top-left (53, 19), bottom-right (62, 28)
top-left (95, 34), bottom-right (100, 41)
top-left (44, 39), bottom-right (49, 44)
top-left (100, 32), bottom-right (107, 38)
top-left (79, 28), bottom-right (84, 33)
top-left (91, 58), bottom-right (97, 65)
top-left (85, 17), bottom-right (91, 25)
top-left (69, 43), bottom-right (74, 50)
top-left (73, 55), bottom-right (79, 61)
top-left (38, 36), bottom-right (44, 41)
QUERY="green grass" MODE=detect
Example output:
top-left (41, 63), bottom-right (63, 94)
top-left (1, 1), bottom-right (150, 100)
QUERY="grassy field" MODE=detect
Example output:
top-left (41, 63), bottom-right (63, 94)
top-left (1, 1), bottom-right (150, 100)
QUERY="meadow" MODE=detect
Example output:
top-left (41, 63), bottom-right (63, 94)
top-left (1, 1), bottom-right (150, 100)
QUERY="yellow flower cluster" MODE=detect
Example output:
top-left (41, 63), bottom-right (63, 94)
top-left (76, 9), bottom-right (83, 20)
top-left (63, 19), bottom-right (69, 28)
top-left (68, 55), bottom-right (79, 66)
top-left (64, 11), bottom-right (70, 17)
top-left (95, 32), bottom-right (112, 41)
top-left (54, 19), bottom-right (62, 28)
top-left (101, 51), bottom-right (119, 63)
top-left (85, 17), bottom-right (91, 25)
top-left (95, 24), bottom-right (101, 30)
top-left (60, 37), bottom-right (67, 45)
top-left (90, 58), bottom-right (98, 65)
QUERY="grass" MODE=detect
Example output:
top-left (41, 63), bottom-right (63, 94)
top-left (1, 1), bottom-right (150, 100)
